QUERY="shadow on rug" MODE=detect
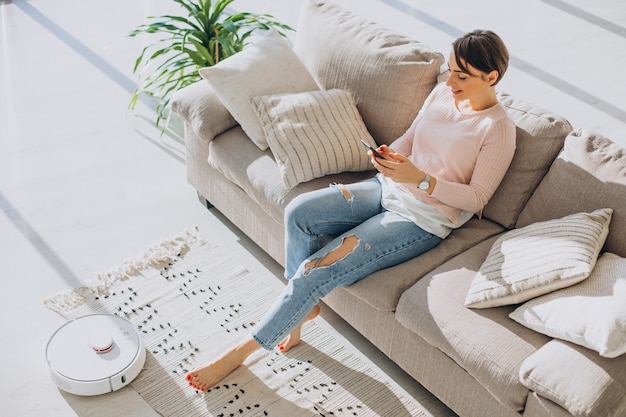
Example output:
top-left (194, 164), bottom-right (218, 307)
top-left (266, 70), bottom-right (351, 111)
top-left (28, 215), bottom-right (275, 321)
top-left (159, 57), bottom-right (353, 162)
top-left (44, 227), bottom-right (427, 417)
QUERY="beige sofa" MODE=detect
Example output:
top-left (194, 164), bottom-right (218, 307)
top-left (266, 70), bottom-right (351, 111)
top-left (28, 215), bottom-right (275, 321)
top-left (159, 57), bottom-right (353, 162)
top-left (171, 1), bottom-right (626, 416)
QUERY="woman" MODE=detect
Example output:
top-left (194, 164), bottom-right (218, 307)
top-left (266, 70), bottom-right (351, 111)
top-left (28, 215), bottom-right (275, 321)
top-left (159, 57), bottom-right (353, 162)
top-left (186, 29), bottom-right (516, 391)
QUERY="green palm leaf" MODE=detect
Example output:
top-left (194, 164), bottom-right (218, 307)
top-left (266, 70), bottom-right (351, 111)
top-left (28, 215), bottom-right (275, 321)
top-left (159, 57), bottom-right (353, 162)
top-left (128, 0), bottom-right (293, 130)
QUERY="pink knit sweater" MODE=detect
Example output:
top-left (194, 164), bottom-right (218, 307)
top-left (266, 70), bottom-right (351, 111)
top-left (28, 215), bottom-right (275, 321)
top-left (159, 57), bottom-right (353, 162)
top-left (389, 83), bottom-right (516, 225)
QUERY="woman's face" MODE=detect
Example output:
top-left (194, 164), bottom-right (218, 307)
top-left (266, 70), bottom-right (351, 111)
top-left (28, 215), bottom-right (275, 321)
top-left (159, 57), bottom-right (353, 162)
top-left (445, 51), bottom-right (497, 103)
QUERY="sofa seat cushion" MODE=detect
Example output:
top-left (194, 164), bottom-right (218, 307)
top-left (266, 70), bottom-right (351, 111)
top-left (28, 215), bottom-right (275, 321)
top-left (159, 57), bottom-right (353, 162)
top-left (208, 128), bottom-right (374, 225)
top-left (395, 237), bottom-right (551, 412)
top-left (520, 340), bottom-right (626, 417)
top-left (293, 0), bottom-right (443, 147)
top-left (341, 217), bottom-right (504, 312)
top-left (517, 129), bottom-right (626, 257)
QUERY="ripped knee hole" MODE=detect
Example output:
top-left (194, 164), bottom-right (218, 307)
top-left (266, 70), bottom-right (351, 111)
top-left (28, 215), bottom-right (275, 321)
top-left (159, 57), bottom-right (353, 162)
top-left (332, 183), bottom-right (353, 201)
top-left (305, 235), bottom-right (359, 273)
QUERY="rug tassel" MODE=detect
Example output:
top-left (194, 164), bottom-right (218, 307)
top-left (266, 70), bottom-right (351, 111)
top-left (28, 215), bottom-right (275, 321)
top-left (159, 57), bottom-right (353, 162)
top-left (43, 226), bottom-right (207, 315)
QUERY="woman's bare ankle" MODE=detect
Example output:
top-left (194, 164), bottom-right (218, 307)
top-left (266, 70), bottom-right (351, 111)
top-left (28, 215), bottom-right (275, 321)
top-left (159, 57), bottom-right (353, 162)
top-left (278, 304), bottom-right (321, 352)
top-left (308, 304), bottom-right (321, 320)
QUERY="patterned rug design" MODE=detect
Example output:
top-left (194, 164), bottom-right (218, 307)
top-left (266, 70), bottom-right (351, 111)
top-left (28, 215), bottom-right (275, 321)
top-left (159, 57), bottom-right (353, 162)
top-left (44, 228), bottom-right (425, 417)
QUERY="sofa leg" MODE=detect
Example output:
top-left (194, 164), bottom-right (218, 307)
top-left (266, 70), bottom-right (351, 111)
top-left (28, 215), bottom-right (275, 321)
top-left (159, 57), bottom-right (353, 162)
top-left (196, 191), bottom-right (213, 209)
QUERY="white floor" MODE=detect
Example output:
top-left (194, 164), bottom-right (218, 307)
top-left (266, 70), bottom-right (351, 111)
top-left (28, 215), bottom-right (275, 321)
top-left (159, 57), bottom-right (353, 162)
top-left (1, 1), bottom-right (624, 416)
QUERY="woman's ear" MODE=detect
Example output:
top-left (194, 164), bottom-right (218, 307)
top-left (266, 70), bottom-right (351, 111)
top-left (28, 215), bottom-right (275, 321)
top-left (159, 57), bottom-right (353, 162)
top-left (487, 70), bottom-right (499, 86)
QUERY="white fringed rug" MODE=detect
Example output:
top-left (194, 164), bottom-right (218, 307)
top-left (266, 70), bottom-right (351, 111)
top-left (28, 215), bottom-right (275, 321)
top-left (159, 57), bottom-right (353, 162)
top-left (44, 228), bottom-right (425, 417)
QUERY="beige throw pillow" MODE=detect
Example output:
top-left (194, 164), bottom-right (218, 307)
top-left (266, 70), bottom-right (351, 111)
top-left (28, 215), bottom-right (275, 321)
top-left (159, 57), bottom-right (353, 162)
top-left (510, 252), bottom-right (626, 358)
top-left (199, 32), bottom-right (319, 150)
top-left (251, 89), bottom-right (376, 189)
top-left (465, 208), bottom-right (613, 309)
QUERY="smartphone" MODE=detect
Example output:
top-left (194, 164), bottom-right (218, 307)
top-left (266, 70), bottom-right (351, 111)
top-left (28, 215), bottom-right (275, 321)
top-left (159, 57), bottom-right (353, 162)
top-left (360, 139), bottom-right (385, 160)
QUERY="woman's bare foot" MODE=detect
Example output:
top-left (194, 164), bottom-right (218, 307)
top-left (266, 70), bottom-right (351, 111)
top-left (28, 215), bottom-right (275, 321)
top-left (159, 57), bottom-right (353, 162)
top-left (185, 338), bottom-right (260, 391)
top-left (186, 304), bottom-right (320, 390)
top-left (277, 304), bottom-right (321, 352)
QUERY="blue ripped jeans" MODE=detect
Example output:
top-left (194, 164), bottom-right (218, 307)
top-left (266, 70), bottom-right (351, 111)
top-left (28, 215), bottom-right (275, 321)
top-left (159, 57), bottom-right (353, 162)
top-left (251, 177), bottom-right (442, 350)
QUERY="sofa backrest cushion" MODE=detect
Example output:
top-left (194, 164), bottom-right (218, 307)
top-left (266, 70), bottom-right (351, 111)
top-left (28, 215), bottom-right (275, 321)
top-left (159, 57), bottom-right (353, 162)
top-left (517, 129), bottom-right (626, 257)
top-left (482, 93), bottom-right (572, 228)
top-left (293, 0), bottom-right (444, 146)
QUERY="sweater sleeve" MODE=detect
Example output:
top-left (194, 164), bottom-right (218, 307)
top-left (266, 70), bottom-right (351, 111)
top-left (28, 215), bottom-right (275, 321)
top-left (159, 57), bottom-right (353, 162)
top-left (431, 117), bottom-right (516, 215)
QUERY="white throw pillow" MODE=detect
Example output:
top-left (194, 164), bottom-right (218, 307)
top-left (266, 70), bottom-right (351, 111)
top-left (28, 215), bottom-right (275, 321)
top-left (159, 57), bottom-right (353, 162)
top-left (251, 89), bottom-right (376, 189)
top-left (199, 32), bottom-right (319, 150)
top-left (465, 208), bottom-right (613, 309)
top-left (510, 252), bottom-right (626, 358)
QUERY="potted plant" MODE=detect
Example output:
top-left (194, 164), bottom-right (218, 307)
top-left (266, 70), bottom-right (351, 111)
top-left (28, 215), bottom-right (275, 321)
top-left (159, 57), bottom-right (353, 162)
top-left (128, 0), bottom-right (293, 128)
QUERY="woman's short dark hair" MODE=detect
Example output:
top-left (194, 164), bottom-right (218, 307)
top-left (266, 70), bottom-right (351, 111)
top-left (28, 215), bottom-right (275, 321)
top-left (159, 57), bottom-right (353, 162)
top-left (453, 30), bottom-right (509, 86)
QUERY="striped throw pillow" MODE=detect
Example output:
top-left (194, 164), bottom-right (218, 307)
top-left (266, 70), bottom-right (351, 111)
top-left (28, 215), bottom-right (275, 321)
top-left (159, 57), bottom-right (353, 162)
top-left (465, 208), bottom-right (613, 309)
top-left (251, 89), bottom-right (376, 189)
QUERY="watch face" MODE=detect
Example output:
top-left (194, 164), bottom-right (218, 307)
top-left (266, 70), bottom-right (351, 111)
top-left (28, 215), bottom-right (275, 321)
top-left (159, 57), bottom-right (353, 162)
top-left (419, 174), bottom-right (430, 190)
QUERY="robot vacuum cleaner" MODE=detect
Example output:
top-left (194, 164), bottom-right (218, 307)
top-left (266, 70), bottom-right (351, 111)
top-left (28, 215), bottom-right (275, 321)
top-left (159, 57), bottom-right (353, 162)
top-left (45, 313), bottom-right (146, 396)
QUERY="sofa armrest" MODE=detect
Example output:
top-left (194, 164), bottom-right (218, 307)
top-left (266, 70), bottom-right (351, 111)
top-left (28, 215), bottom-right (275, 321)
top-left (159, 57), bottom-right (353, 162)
top-left (170, 81), bottom-right (237, 144)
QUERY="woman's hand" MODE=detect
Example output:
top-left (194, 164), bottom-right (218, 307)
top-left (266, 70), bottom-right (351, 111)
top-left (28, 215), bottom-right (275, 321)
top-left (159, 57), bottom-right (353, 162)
top-left (369, 146), bottom-right (425, 187)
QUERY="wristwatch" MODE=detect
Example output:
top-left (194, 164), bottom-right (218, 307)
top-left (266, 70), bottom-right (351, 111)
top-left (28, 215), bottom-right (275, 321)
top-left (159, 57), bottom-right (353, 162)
top-left (418, 174), bottom-right (431, 191)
